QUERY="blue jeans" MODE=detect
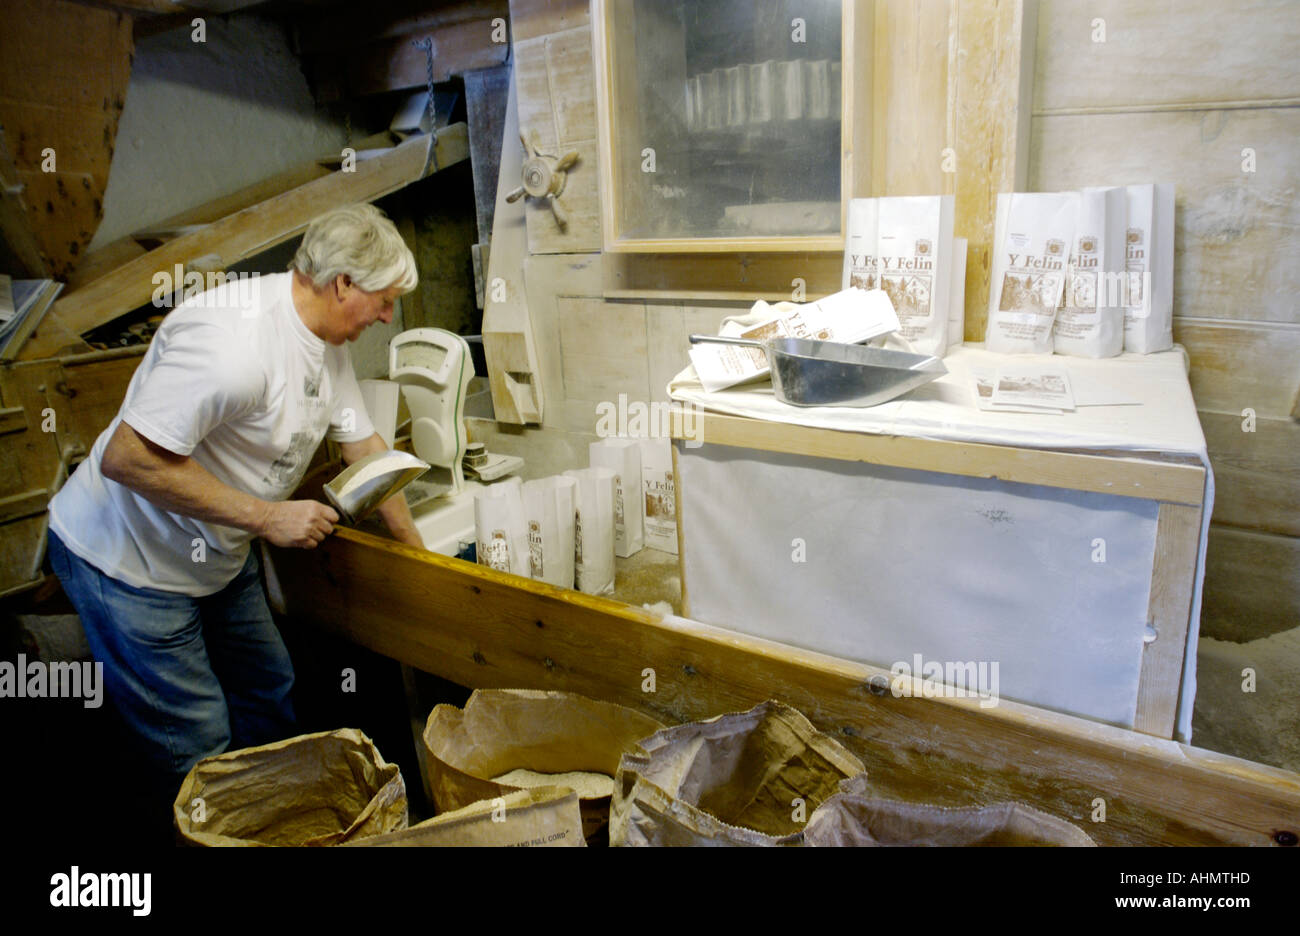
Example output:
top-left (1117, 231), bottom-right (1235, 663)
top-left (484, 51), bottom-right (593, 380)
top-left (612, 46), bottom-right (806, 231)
top-left (47, 529), bottom-right (297, 790)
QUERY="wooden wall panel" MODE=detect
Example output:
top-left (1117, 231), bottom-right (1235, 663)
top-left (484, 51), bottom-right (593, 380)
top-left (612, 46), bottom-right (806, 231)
top-left (1030, 108), bottom-right (1300, 325)
top-left (1030, 1), bottom-right (1300, 749)
top-left (0, 0), bottom-right (132, 279)
top-left (645, 301), bottom-right (742, 403)
top-left (511, 29), bottom-right (602, 254)
top-left (1201, 411), bottom-right (1300, 538)
top-left (949, 0), bottom-right (1037, 340)
top-left (508, 0), bottom-right (590, 43)
top-left (1035, 0), bottom-right (1300, 113)
top-left (871, 0), bottom-right (950, 196)
top-left (556, 296), bottom-right (649, 404)
top-left (1175, 318), bottom-right (1300, 420)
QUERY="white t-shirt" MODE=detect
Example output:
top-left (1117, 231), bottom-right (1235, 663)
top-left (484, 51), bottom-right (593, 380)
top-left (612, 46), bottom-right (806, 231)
top-left (49, 272), bottom-right (375, 596)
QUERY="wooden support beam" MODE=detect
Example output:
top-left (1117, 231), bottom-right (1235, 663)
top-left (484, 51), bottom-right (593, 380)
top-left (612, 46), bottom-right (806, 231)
top-left (1133, 503), bottom-right (1203, 737)
top-left (295, 0), bottom-right (508, 54)
top-left (266, 526), bottom-right (1300, 846)
top-left (311, 18), bottom-right (510, 102)
top-left (19, 126), bottom-right (469, 361)
top-left (482, 69), bottom-right (543, 424)
top-left (950, 0), bottom-right (1038, 341)
top-left (669, 411), bottom-right (1207, 507)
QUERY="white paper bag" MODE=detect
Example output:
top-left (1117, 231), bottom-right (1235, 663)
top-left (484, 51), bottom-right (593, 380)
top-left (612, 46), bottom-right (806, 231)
top-left (589, 439), bottom-right (644, 558)
top-left (877, 195), bottom-right (954, 358)
top-left (358, 379), bottom-right (401, 449)
top-left (1122, 183), bottom-right (1175, 354)
top-left (474, 478), bottom-right (528, 577)
top-left (841, 198), bottom-right (879, 291)
top-left (1054, 186), bottom-right (1125, 358)
top-left (563, 467), bottom-right (616, 596)
top-left (638, 438), bottom-right (677, 555)
top-left (522, 477), bottom-right (576, 588)
top-left (948, 237), bottom-right (967, 351)
top-left (986, 192), bottom-right (1077, 354)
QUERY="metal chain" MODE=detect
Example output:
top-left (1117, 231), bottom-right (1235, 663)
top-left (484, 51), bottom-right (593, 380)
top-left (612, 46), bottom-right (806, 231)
top-left (411, 37), bottom-right (439, 174)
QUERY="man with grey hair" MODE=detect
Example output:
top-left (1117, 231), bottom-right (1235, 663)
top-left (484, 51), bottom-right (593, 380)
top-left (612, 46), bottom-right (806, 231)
top-left (47, 203), bottom-right (423, 799)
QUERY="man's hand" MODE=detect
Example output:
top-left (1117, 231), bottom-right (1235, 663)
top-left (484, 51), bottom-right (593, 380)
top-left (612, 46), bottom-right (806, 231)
top-left (259, 500), bottom-right (339, 549)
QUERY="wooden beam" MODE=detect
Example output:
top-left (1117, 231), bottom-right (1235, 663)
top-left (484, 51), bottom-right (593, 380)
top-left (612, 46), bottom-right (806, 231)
top-left (295, 0), bottom-right (507, 54)
top-left (482, 67), bottom-right (543, 424)
top-left (669, 411), bottom-right (1207, 507)
top-left (19, 126), bottom-right (469, 361)
top-left (311, 18), bottom-right (510, 102)
top-left (1133, 502), bottom-right (1203, 737)
top-left (66, 133), bottom-right (397, 289)
top-left (950, 0), bottom-right (1037, 341)
top-left (266, 526), bottom-right (1300, 846)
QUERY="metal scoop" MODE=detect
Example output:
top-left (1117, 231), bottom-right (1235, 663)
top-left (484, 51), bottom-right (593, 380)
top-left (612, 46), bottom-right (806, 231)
top-left (689, 334), bottom-right (948, 407)
top-left (323, 450), bottom-right (430, 525)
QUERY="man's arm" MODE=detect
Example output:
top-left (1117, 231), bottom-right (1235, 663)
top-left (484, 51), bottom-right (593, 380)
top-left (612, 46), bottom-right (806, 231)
top-left (337, 432), bottom-right (424, 549)
top-left (101, 421), bottom-right (338, 549)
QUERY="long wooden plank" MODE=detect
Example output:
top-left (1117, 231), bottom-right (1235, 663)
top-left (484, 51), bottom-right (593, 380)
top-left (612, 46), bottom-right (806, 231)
top-left (871, 0), bottom-right (950, 196)
top-left (19, 126), bottom-right (469, 361)
top-left (950, 0), bottom-right (1037, 341)
top-left (67, 135), bottom-right (395, 289)
top-left (669, 411), bottom-right (1206, 506)
top-left (1133, 503), bottom-right (1202, 737)
top-left (268, 527), bottom-right (1300, 845)
top-left (296, 0), bottom-right (507, 53)
top-left (312, 18), bottom-right (510, 102)
top-left (1034, 0), bottom-right (1300, 113)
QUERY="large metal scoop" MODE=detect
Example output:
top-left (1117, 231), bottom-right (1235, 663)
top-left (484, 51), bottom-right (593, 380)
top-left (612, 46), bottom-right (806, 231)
top-left (323, 450), bottom-right (430, 525)
top-left (689, 334), bottom-right (948, 408)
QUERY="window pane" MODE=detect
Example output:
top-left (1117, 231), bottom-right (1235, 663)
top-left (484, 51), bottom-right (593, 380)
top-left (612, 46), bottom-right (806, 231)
top-left (611, 0), bottom-right (843, 241)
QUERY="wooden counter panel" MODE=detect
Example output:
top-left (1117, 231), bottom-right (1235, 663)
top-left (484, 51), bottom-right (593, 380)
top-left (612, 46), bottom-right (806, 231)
top-left (269, 527), bottom-right (1300, 846)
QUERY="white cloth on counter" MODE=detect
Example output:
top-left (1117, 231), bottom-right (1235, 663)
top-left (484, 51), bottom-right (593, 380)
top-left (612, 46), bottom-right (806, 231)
top-left (668, 340), bottom-right (1212, 743)
top-left (670, 342), bottom-right (1203, 457)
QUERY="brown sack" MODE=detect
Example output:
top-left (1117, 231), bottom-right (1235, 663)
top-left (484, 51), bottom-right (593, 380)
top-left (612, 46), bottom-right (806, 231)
top-left (347, 786), bottom-right (586, 847)
top-left (422, 688), bottom-right (665, 841)
top-left (610, 699), bottom-right (866, 846)
top-left (804, 777), bottom-right (1095, 846)
top-left (173, 728), bottom-right (407, 847)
